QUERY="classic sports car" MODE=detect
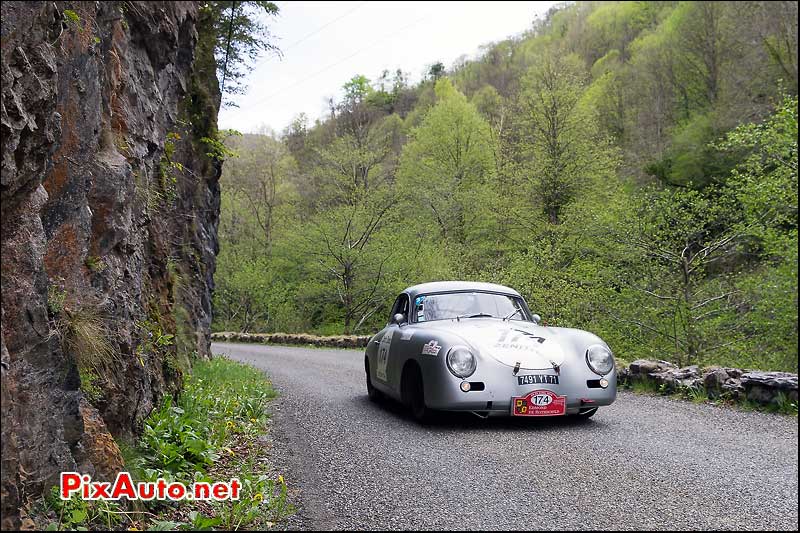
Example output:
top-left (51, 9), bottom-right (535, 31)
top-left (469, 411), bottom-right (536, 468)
top-left (365, 281), bottom-right (616, 422)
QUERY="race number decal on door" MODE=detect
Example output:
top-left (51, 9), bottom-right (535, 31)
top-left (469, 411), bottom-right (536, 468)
top-left (376, 329), bottom-right (394, 381)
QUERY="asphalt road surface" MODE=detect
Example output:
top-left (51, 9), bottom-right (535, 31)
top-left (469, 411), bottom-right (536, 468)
top-left (212, 342), bottom-right (799, 531)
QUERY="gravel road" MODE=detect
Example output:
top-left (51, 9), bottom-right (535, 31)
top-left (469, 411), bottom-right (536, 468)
top-left (212, 342), bottom-right (798, 531)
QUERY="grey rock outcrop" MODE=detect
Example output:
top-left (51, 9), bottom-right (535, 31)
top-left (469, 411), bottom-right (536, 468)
top-left (741, 371), bottom-right (799, 404)
top-left (1, 2), bottom-right (220, 528)
top-left (618, 359), bottom-right (798, 407)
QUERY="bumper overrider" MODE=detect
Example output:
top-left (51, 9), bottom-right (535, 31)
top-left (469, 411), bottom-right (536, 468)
top-left (420, 357), bottom-right (617, 416)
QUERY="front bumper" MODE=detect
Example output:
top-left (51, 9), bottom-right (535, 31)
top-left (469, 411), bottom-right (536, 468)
top-left (420, 359), bottom-right (617, 415)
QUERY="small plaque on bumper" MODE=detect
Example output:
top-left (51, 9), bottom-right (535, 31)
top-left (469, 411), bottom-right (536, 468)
top-left (517, 374), bottom-right (559, 385)
top-left (512, 389), bottom-right (566, 416)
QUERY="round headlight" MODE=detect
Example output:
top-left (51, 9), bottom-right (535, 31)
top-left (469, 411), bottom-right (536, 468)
top-left (586, 344), bottom-right (614, 375)
top-left (446, 346), bottom-right (476, 378)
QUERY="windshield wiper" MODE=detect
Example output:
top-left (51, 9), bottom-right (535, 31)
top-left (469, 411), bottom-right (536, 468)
top-left (502, 309), bottom-right (522, 321)
top-left (455, 313), bottom-right (494, 321)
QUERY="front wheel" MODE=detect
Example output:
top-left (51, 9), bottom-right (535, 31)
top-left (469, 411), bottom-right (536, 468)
top-left (365, 359), bottom-right (383, 402)
top-left (404, 366), bottom-right (433, 423)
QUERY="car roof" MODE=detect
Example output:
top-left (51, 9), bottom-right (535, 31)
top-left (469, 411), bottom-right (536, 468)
top-left (403, 281), bottom-right (522, 300)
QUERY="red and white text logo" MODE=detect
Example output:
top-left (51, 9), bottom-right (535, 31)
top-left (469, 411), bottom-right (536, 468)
top-left (60, 472), bottom-right (241, 501)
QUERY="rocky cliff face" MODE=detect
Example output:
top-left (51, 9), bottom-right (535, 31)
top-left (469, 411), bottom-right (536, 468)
top-left (1, 2), bottom-right (221, 527)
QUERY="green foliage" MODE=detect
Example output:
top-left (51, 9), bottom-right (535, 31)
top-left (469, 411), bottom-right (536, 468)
top-left (200, 129), bottom-right (241, 161)
top-left (84, 256), bottom-right (106, 273)
top-left (623, 378), bottom-right (662, 395)
top-left (343, 74), bottom-right (372, 105)
top-left (79, 369), bottom-right (103, 404)
top-left (773, 392), bottom-right (799, 416)
top-left (682, 385), bottom-right (710, 404)
top-left (47, 284), bottom-right (67, 315)
top-left (514, 49), bottom-right (620, 224)
top-left (199, 1), bottom-right (280, 103)
top-left (427, 61), bottom-right (445, 81)
top-left (136, 317), bottom-right (177, 373)
top-left (398, 79), bottom-right (497, 260)
top-left (42, 486), bottom-right (123, 531)
top-left (210, 459), bottom-right (293, 530)
top-left (62, 9), bottom-right (80, 25)
top-left (213, 2), bottom-right (797, 373)
top-left (34, 358), bottom-right (292, 530)
top-left (137, 396), bottom-right (219, 477)
top-left (648, 112), bottom-right (741, 186)
top-left (130, 357), bottom-right (277, 481)
top-left (713, 95), bottom-right (799, 371)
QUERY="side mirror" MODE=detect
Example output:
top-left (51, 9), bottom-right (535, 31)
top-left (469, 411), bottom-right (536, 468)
top-left (392, 313), bottom-right (406, 326)
top-left (531, 314), bottom-right (541, 325)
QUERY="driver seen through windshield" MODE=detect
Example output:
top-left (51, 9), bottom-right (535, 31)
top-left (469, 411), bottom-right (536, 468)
top-left (413, 292), bottom-right (530, 322)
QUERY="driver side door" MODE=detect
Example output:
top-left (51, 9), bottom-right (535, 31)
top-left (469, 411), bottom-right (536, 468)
top-left (376, 294), bottom-right (409, 384)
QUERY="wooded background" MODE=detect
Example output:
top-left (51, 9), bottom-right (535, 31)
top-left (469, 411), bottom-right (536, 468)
top-left (213, 1), bottom-right (798, 372)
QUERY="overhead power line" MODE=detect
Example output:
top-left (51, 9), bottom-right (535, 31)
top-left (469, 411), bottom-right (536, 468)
top-left (282, 1), bottom-right (368, 53)
top-left (248, 1), bottom-right (369, 73)
top-left (227, 11), bottom-right (433, 119)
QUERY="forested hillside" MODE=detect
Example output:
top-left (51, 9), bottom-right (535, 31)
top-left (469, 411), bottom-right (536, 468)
top-left (214, 1), bottom-right (798, 372)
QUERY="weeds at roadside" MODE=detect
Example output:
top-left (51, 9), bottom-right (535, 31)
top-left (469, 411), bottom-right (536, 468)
top-left (28, 357), bottom-right (294, 531)
top-left (36, 487), bottom-right (125, 531)
top-left (682, 385), bottom-right (709, 404)
top-left (623, 378), bottom-right (798, 416)
top-left (772, 391), bottom-right (798, 415)
top-left (624, 379), bottom-right (663, 395)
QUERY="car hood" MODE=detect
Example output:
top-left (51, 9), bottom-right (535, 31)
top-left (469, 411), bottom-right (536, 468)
top-left (419, 319), bottom-right (580, 370)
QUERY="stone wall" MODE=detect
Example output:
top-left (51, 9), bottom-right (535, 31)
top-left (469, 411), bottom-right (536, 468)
top-left (212, 331), bottom-right (371, 349)
top-left (618, 360), bottom-right (798, 407)
top-left (1, 2), bottom-right (220, 528)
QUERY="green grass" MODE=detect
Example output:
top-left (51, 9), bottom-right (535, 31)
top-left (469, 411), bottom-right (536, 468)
top-left (30, 357), bottom-right (294, 531)
top-left (84, 256), bottom-right (107, 273)
top-left (47, 285), bottom-right (66, 315)
top-left (677, 385), bottom-right (708, 404)
top-left (55, 304), bottom-right (119, 375)
top-left (131, 357), bottom-right (278, 482)
top-left (78, 369), bottom-right (103, 404)
top-left (622, 377), bottom-right (798, 416)
top-left (36, 487), bottom-right (124, 531)
top-left (623, 378), bottom-right (664, 395)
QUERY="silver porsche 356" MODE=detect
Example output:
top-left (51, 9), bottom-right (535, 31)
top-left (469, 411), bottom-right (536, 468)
top-left (364, 281), bottom-right (617, 422)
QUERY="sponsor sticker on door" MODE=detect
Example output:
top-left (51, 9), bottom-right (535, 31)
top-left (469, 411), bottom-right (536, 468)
top-left (511, 389), bottom-right (566, 416)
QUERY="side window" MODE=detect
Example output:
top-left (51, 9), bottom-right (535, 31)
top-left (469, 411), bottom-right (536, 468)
top-left (388, 294), bottom-right (409, 323)
top-left (399, 295), bottom-right (409, 317)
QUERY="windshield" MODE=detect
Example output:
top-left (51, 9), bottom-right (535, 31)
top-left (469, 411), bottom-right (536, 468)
top-left (412, 291), bottom-right (530, 323)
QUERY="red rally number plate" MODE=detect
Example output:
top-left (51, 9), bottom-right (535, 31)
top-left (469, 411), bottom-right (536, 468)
top-left (512, 389), bottom-right (566, 416)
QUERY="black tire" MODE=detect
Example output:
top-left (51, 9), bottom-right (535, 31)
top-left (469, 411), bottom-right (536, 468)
top-left (404, 365), bottom-right (432, 423)
top-left (365, 358), bottom-right (383, 402)
top-left (573, 407), bottom-right (598, 419)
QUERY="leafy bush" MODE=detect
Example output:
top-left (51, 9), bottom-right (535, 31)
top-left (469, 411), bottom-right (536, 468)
top-left (130, 358), bottom-right (277, 482)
